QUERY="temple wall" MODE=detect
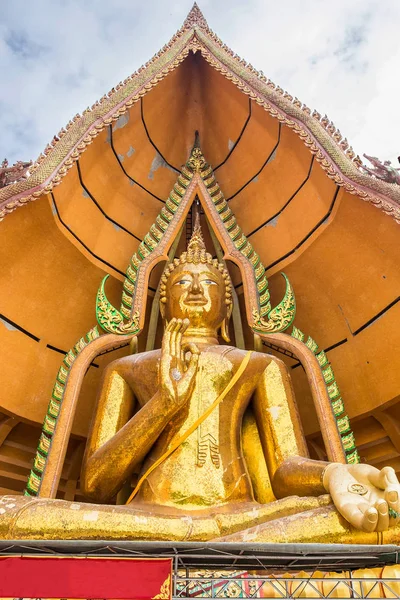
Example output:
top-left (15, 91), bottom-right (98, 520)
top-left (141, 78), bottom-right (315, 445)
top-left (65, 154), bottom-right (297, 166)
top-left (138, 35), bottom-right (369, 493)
top-left (0, 197), bottom-right (128, 437)
top-left (276, 190), bottom-right (400, 434)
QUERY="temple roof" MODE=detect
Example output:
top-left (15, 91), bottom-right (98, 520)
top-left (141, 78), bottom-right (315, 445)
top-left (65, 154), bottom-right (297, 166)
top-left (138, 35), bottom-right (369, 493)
top-left (0, 3), bottom-right (399, 222)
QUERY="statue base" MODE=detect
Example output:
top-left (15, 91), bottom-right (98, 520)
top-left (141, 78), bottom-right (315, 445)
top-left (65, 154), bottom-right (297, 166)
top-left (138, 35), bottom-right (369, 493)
top-left (1, 539), bottom-right (400, 599)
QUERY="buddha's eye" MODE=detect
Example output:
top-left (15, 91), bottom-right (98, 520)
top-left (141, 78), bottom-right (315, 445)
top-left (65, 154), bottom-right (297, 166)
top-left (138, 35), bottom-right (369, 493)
top-left (175, 279), bottom-right (190, 285)
top-left (202, 279), bottom-right (217, 285)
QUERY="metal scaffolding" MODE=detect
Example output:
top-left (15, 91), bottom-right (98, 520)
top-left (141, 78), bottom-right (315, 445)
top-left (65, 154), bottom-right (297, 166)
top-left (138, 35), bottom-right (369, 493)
top-left (1, 540), bottom-right (400, 599)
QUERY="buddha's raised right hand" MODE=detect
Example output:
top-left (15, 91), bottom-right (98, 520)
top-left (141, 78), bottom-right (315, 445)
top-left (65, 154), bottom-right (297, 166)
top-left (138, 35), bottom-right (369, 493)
top-left (160, 318), bottom-right (199, 413)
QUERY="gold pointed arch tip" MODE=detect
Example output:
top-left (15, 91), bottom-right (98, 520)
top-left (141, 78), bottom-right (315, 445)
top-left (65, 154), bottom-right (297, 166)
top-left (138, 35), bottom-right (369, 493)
top-left (252, 272), bottom-right (296, 334)
top-left (96, 275), bottom-right (140, 335)
top-left (96, 138), bottom-right (296, 336)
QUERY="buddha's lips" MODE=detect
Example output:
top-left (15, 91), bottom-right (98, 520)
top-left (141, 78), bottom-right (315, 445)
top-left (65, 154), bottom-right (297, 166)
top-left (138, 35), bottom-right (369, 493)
top-left (184, 297), bottom-right (207, 306)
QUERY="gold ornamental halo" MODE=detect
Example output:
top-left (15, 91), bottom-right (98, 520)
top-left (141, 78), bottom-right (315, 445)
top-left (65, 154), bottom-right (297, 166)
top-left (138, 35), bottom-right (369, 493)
top-left (95, 139), bottom-right (296, 338)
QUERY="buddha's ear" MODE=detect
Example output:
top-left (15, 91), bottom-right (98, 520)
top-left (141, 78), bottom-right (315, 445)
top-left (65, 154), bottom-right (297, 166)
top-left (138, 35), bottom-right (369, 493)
top-left (221, 302), bottom-right (233, 343)
top-left (159, 297), bottom-right (166, 321)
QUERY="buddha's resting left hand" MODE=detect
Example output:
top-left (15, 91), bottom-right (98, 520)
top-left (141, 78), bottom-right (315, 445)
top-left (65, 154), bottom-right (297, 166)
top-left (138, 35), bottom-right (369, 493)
top-left (323, 463), bottom-right (400, 532)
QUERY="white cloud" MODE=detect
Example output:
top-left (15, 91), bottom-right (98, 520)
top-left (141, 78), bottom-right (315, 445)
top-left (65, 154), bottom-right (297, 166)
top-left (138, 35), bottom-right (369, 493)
top-left (1, 0), bottom-right (399, 169)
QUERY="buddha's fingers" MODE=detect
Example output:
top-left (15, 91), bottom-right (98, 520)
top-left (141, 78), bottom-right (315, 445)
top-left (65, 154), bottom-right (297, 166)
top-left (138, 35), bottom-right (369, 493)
top-left (161, 319), bottom-right (174, 369)
top-left (164, 320), bottom-right (174, 340)
top-left (182, 342), bottom-right (199, 365)
top-left (375, 499), bottom-right (389, 532)
top-left (341, 501), bottom-right (378, 532)
top-left (184, 344), bottom-right (199, 380)
top-left (169, 318), bottom-right (180, 359)
top-left (166, 318), bottom-right (176, 333)
top-left (385, 488), bottom-right (400, 527)
top-left (176, 319), bottom-right (189, 369)
top-left (369, 466), bottom-right (400, 527)
top-left (369, 465), bottom-right (399, 490)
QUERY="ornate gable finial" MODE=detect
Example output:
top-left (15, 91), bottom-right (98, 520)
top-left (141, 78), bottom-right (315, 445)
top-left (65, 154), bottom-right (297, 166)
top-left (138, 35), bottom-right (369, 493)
top-left (187, 130), bottom-right (207, 172)
top-left (183, 3), bottom-right (209, 30)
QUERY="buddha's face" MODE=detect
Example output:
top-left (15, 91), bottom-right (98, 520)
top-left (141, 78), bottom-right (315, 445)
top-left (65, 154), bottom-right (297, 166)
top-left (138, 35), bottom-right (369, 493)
top-left (162, 262), bottom-right (228, 331)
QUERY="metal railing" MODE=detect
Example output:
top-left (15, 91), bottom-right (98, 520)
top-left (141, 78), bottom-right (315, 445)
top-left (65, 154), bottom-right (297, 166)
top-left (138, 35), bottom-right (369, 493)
top-left (174, 571), bottom-right (400, 599)
top-left (1, 540), bottom-right (400, 599)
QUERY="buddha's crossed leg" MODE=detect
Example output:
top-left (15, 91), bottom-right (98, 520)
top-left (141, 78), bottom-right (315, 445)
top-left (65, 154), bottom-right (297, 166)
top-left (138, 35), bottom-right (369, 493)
top-left (1, 494), bottom-right (398, 544)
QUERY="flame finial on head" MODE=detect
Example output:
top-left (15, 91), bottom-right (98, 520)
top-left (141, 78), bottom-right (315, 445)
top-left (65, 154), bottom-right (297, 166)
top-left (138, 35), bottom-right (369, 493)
top-left (187, 211), bottom-right (206, 253)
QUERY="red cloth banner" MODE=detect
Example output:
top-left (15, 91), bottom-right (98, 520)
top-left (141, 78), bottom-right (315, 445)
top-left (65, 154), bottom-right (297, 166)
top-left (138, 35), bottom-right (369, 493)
top-left (0, 556), bottom-right (172, 599)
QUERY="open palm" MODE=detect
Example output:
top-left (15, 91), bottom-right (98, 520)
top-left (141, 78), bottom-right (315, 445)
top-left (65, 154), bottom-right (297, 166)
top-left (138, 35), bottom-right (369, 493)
top-left (325, 463), bottom-right (400, 532)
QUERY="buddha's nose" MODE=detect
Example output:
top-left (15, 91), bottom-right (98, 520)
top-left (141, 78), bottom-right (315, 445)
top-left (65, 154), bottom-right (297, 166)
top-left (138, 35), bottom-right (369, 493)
top-left (190, 276), bottom-right (201, 294)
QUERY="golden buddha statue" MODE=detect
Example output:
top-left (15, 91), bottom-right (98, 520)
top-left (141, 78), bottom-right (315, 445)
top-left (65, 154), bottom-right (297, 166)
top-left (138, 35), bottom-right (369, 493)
top-left (1, 220), bottom-right (400, 544)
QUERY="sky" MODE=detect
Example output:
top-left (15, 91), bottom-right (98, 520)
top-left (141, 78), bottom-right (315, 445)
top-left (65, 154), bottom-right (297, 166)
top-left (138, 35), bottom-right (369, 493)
top-left (1, 0), bottom-right (399, 169)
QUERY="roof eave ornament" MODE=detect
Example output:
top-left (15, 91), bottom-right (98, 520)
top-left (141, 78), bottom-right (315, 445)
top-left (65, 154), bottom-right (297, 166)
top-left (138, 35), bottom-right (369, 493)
top-left (183, 2), bottom-right (209, 31)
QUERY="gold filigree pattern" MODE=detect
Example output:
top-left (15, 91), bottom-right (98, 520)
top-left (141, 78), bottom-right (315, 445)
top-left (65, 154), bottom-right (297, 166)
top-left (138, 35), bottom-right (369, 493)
top-left (183, 3), bottom-right (209, 30)
top-left (152, 575), bottom-right (171, 600)
top-left (187, 147), bottom-right (207, 172)
top-left (252, 273), bottom-right (296, 333)
top-left (96, 275), bottom-right (140, 335)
